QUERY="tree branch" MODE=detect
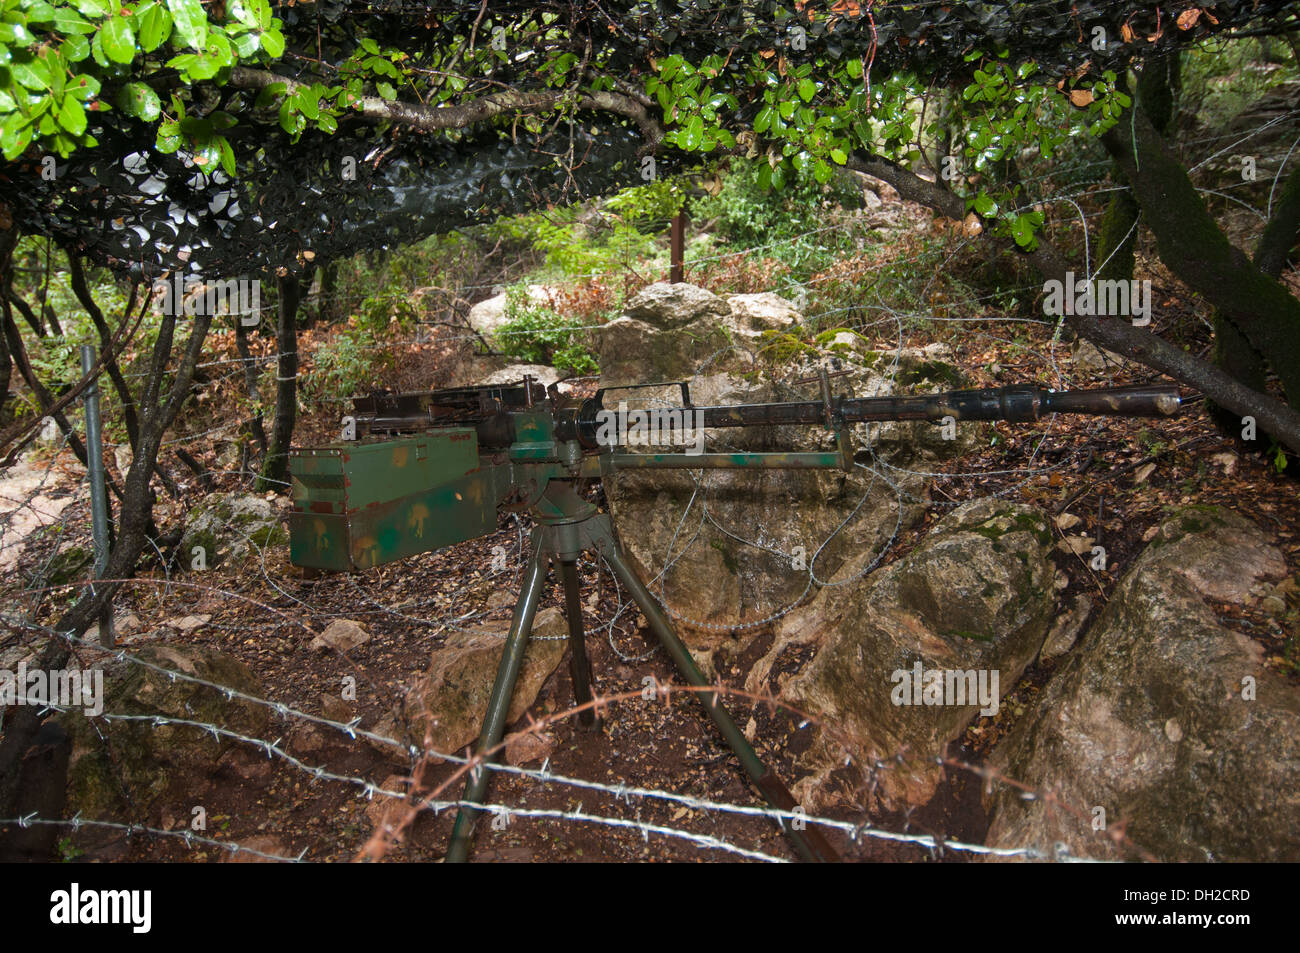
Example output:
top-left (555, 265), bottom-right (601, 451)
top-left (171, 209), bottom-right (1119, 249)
top-left (846, 152), bottom-right (1300, 454)
top-left (227, 66), bottom-right (664, 147)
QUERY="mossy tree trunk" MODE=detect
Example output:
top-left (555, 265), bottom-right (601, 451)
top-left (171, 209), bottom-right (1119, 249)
top-left (257, 273), bottom-right (303, 492)
top-left (1101, 106), bottom-right (1300, 415)
top-left (1096, 55), bottom-right (1180, 284)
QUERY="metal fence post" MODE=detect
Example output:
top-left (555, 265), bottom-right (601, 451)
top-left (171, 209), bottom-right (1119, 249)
top-left (80, 345), bottom-right (113, 648)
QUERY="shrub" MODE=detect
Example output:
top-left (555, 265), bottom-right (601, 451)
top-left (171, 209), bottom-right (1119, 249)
top-left (496, 286), bottom-right (599, 375)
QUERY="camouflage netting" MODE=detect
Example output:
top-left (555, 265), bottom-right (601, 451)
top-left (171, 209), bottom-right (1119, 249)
top-left (2, 0), bottom-right (1293, 277)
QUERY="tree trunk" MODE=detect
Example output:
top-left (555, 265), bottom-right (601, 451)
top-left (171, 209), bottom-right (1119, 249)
top-left (258, 273), bottom-right (301, 492)
top-left (0, 309), bottom-right (212, 834)
top-left (1096, 57), bottom-right (1179, 284)
top-left (234, 317), bottom-right (268, 455)
top-left (1100, 106), bottom-right (1300, 407)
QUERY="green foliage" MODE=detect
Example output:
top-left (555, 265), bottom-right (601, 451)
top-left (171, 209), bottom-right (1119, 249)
top-left (495, 285), bottom-right (597, 375)
top-left (689, 156), bottom-right (862, 278)
top-left (490, 204), bottom-right (660, 279)
top-left (0, 0), bottom-right (288, 163)
top-left (300, 323), bottom-right (392, 405)
top-left (1181, 36), bottom-right (1300, 131)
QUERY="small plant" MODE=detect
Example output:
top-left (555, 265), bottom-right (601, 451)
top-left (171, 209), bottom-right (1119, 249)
top-left (301, 322), bottom-right (394, 404)
top-left (57, 836), bottom-right (85, 863)
top-left (496, 286), bottom-right (599, 375)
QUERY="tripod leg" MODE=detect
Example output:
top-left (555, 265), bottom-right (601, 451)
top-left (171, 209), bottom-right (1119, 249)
top-left (600, 541), bottom-right (838, 863)
top-left (445, 543), bottom-right (549, 863)
top-left (559, 559), bottom-right (597, 728)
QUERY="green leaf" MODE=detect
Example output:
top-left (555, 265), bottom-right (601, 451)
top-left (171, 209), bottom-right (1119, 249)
top-left (136, 2), bottom-right (172, 52)
top-left (973, 192), bottom-right (997, 216)
top-left (813, 159), bottom-right (831, 184)
top-left (61, 34), bottom-right (92, 62)
top-left (56, 94), bottom-right (86, 135)
top-left (231, 31), bottom-right (258, 57)
top-left (798, 78), bottom-right (816, 102)
top-left (682, 113), bottom-right (703, 150)
top-left (259, 28), bottom-right (284, 58)
top-left (754, 105), bottom-right (773, 134)
top-left (11, 55), bottom-right (52, 91)
top-left (215, 133), bottom-right (235, 175)
top-left (117, 81), bottom-right (162, 120)
top-left (75, 0), bottom-right (109, 15)
top-left (1, 121), bottom-right (33, 161)
top-left (155, 118), bottom-right (181, 152)
top-left (99, 16), bottom-right (136, 64)
top-left (52, 8), bottom-right (95, 34)
top-left (375, 81), bottom-right (395, 101)
top-left (830, 147), bottom-right (847, 165)
top-left (294, 88), bottom-right (318, 119)
top-left (167, 0), bottom-right (207, 49)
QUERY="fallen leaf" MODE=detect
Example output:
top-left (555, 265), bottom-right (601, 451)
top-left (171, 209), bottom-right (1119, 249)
top-left (1177, 8), bottom-right (1201, 30)
top-left (1133, 462), bottom-right (1156, 484)
top-left (1057, 535), bottom-right (1096, 556)
top-left (1054, 512), bottom-right (1082, 531)
top-left (1068, 88), bottom-right (1094, 107)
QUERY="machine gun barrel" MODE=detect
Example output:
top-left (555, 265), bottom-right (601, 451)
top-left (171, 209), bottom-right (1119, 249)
top-left (596, 382), bottom-right (1181, 432)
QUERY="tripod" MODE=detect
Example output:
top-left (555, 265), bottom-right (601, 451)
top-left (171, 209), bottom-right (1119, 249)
top-left (444, 478), bottom-right (837, 862)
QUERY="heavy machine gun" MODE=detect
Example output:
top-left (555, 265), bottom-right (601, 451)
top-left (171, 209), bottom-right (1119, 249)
top-left (288, 374), bottom-right (1181, 862)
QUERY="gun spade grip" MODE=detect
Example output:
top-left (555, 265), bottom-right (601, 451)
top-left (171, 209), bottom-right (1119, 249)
top-left (1043, 384), bottom-right (1181, 418)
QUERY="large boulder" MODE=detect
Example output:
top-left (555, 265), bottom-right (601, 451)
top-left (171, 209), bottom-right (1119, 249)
top-left (772, 499), bottom-right (1056, 810)
top-left (397, 607), bottom-right (569, 758)
top-left (985, 507), bottom-right (1297, 861)
top-left (604, 372), bottom-right (929, 641)
top-left (472, 363), bottom-right (562, 387)
top-left (623, 282), bottom-right (731, 329)
top-left (60, 645), bottom-right (269, 830)
top-left (723, 292), bottom-right (801, 338)
top-left (599, 283), bottom-right (736, 382)
top-left (179, 492), bottom-right (286, 569)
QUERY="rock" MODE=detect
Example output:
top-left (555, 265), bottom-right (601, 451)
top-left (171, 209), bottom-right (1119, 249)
top-left (623, 282), bottom-right (731, 330)
top-left (364, 774), bottom-right (414, 840)
top-left (723, 292), bottom-right (802, 338)
top-left (776, 499), bottom-right (1056, 811)
top-left (1070, 338), bottom-right (1127, 372)
top-left (466, 285), bottom-right (557, 346)
top-left (401, 607), bottom-right (568, 757)
top-left (318, 691), bottom-right (354, 724)
top-left (39, 545), bottom-right (94, 587)
top-left (310, 618), bottom-right (371, 654)
top-left (599, 283), bottom-right (739, 382)
top-left (179, 492), bottom-right (286, 569)
top-left (60, 645), bottom-right (269, 829)
top-left (604, 371), bottom-right (928, 639)
top-left (984, 507), bottom-right (1298, 862)
top-left (505, 729), bottom-right (555, 766)
top-left (219, 834), bottom-right (294, 863)
top-left (168, 614), bottom-right (212, 634)
top-left (598, 316), bottom-right (731, 384)
top-left (472, 364), bottom-right (562, 387)
top-left (1038, 594), bottom-right (1092, 662)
